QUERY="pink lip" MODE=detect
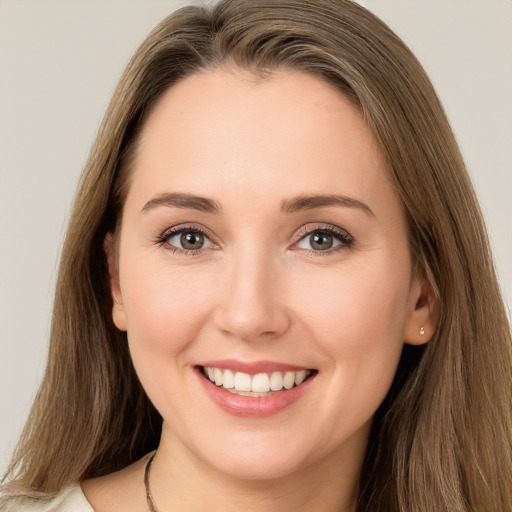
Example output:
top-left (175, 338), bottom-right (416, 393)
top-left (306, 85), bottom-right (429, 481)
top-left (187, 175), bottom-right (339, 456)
top-left (195, 365), bottom-right (316, 418)
top-left (197, 359), bottom-right (309, 374)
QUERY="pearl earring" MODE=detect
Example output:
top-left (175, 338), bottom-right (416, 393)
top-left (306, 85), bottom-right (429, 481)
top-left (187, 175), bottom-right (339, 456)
top-left (419, 326), bottom-right (425, 336)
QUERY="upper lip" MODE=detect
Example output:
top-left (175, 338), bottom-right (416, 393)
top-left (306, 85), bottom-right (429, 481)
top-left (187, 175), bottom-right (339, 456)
top-left (196, 359), bottom-right (312, 374)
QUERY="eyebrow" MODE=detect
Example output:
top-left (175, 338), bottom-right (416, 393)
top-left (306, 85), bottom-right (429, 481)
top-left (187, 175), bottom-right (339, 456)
top-left (141, 192), bottom-right (374, 217)
top-left (281, 194), bottom-right (375, 217)
top-left (141, 192), bottom-right (222, 214)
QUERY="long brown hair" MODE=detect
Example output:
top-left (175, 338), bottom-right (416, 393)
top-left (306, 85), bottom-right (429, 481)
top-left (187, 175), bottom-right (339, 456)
top-left (2, 1), bottom-right (511, 510)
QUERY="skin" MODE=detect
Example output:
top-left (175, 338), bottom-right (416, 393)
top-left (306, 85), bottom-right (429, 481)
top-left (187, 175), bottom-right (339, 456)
top-left (83, 68), bottom-right (436, 512)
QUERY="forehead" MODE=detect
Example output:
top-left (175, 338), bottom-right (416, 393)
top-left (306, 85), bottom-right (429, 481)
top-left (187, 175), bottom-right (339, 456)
top-left (127, 67), bottom-right (396, 216)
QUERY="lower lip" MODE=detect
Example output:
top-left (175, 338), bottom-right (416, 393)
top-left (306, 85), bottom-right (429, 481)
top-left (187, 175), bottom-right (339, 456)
top-left (196, 368), bottom-right (315, 418)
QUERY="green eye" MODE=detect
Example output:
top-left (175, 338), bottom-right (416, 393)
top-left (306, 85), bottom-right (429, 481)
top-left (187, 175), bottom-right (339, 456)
top-left (167, 230), bottom-right (213, 251)
top-left (296, 227), bottom-right (351, 252)
top-left (309, 232), bottom-right (334, 251)
top-left (180, 232), bottom-right (205, 250)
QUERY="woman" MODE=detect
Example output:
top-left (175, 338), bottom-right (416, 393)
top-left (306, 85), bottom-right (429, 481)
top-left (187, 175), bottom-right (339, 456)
top-left (1, 0), bottom-right (511, 510)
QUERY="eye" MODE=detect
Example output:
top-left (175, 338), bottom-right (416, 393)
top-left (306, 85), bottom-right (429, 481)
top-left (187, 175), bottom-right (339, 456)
top-left (158, 227), bottom-right (215, 253)
top-left (295, 226), bottom-right (352, 252)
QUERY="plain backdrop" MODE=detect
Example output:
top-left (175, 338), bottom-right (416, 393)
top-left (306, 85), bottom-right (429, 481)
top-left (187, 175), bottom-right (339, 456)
top-left (1, 0), bottom-right (511, 475)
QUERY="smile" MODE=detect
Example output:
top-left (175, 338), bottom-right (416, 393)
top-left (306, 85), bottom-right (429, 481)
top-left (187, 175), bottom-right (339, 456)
top-left (195, 360), bottom-right (318, 417)
top-left (201, 366), bottom-right (314, 396)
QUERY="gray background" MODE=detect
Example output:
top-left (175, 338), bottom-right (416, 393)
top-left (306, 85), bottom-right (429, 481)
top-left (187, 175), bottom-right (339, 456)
top-left (1, 0), bottom-right (511, 474)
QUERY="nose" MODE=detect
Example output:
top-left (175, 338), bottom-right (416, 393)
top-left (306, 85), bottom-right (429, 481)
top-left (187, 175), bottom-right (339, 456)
top-left (213, 247), bottom-right (291, 343)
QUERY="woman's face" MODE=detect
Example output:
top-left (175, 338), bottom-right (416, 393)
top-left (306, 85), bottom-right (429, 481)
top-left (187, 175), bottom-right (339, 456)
top-left (110, 68), bottom-right (426, 480)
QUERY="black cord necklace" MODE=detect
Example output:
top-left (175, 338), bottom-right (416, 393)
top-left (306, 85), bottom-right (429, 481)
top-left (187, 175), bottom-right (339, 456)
top-left (144, 452), bottom-right (159, 512)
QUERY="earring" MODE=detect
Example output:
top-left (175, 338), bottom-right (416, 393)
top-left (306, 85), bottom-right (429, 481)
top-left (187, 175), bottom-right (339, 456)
top-left (419, 326), bottom-right (425, 336)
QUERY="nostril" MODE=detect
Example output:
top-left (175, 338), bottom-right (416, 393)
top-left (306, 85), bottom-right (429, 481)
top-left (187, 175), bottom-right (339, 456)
top-left (213, 306), bottom-right (291, 343)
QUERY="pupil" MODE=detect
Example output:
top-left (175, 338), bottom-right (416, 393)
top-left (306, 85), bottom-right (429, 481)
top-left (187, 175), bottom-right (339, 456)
top-left (181, 232), bottom-right (204, 250)
top-left (311, 232), bottom-right (333, 250)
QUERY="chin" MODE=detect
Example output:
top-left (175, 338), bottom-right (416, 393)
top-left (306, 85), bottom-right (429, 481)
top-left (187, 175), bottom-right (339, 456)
top-left (191, 429), bottom-right (318, 482)
top-left (210, 451), bottom-right (306, 482)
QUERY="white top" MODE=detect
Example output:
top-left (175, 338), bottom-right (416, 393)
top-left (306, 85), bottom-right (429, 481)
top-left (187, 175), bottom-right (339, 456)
top-left (1, 484), bottom-right (93, 512)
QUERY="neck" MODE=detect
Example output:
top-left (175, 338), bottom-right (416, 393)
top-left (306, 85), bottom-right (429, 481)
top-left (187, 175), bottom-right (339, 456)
top-left (148, 424), bottom-right (365, 512)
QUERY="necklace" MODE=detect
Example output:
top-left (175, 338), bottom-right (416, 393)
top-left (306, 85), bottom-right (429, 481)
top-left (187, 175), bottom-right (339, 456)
top-left (144, 452), bottom-right (158, 512)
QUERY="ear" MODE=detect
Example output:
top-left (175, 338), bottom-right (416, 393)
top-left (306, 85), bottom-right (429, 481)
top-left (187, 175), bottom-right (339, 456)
top-left (104, 233), bottom-right (127, 332)
top-left (404, 268), bottom-right (439, 345)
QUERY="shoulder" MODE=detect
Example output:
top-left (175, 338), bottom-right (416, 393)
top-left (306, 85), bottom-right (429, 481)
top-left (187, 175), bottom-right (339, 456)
top-left (1, 453), bottom-right (150, 512)
top-left (0, 484), bottom-right (94, 512)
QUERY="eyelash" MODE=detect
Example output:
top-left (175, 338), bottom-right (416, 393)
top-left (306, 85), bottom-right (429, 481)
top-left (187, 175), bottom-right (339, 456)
top-left (155, 224), bottom-right (217, 256)
top-left (293, 224), bottom-right (354, 255)
top-left (155, 223), bottom-right (354, 256)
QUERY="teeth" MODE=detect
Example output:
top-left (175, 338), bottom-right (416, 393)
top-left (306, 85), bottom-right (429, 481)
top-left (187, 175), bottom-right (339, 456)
top-left (202, 367), bottom-right (312, 394)
top-left (230, 390), bottom-right (271, 397)
top-left (214, 368), bottom-right (223, 386)
top-left (295, 370), bottom-right (307, 386)
top-left (252, 373), bottom-right (270, 393)
top-left (283, 371), bottom-right (295, 390)
top-left (223, 369), bottom-right (235, 389)
top-left (270, 371), bottom-right (283, 391)
top-left (234, 372), bottom-right (252, 391)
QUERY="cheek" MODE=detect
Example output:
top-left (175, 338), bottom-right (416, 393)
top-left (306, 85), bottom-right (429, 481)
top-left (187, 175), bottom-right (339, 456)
top-left (119, 260), bottom-right (223, 427)
top-left (291, 258), bottom-right (410, 413)
top-left (295, 257), bottom-right (410, 340)
top-left (119, 259), bottom-right (217, 368)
